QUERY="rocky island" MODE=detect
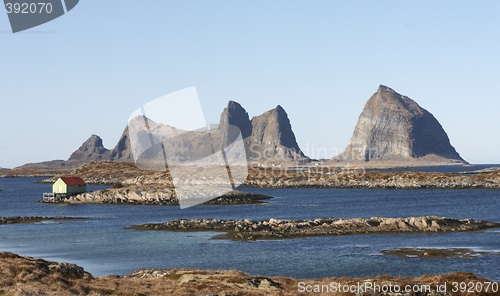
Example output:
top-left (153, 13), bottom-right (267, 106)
top-left (0, 216), bottom-right (84, 224)
top-left (0, 251), bottom-right (496, 296)
top-left (129, 216), bottom-right (500, 240)
top-left (40, 187), bottom-right (272, 205)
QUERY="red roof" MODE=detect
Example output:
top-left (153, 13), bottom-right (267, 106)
top-left (59, 176), bottom-right (86, 185)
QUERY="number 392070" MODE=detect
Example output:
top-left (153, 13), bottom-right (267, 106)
top-left (5, 3), bottom-right (53, 14)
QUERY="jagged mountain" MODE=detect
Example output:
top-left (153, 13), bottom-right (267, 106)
top-left (107, 116), bottom-right (186, 162)
top-left (219, 101), bottom-right (252, 140)
top-left (219, 101), bottom-right (307, 163)
top-left (68, 134), bottom-right (110, 161)
top-left (335, 85), bottom-right (465, 163)
top-left (38, 101), bottom-right (307, 169)
top-left (18, 86), bottom-right (463, 170)
top-left (248, 105), bottom-right (306, 162)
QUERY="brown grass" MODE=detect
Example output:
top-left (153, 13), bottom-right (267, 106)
top-left (1, 252), bottom-right (499, 296)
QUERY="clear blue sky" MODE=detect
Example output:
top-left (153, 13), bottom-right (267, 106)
top-left (1, 1), bottom-right (499, 168)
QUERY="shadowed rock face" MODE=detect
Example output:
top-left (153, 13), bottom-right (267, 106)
top-left (218, 101), bottom-right (308, 163)
top-left (68, 134), bottom-right (110, 161)
top-left (248, 105), bottom-right (307, 162)
top-left (109, 127), bottom-right (134, 161)
top-left (336, 85), bottom-right (465, 163)
top-left (219, 101), bottom-right (252, 139)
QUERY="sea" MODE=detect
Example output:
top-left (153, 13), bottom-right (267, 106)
top-left (0, 174), bottom-right (499, 281)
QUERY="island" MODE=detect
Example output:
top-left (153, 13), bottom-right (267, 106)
top-left (128, 216), bottom-right (500, 240)
top-left (0, 216), bottom-right (85, 224)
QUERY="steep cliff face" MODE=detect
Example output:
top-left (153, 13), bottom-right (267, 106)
top-left (248, 105), bottom-right (307, 162)
top-left (218, 101), bottom-right (307, 162)
top-left (336, 85), bottom-right (465, 163)
top-left (219, 101), bottom-right (252, 140)
top-left (68, 134), bottom-right (110, 161)
top-left (108, 127), bottom-right (134, 161)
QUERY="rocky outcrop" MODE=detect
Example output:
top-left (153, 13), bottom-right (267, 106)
top-left (0, 252), bottom-right (91, 279)
top-left (40, 186), bottom-right (272, 206)
top-left (37, 160), bottom-right (500, 189)
top-left (248, 105), bottom-right (308, 163)
top-left (336, 85), bottom-right (465, 164)
top-left (0, 216), bottom-right (81, 224)
top-left (6, 251), bottom-right (491, 296)
top-left (131, 216), bottom-right (500, 240)
top-left (219, 100), bottom-right (253, 140)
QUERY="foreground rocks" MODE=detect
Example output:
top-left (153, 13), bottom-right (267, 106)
top-left (40, 187), bottom-right (272, 206)
top-left (130, 216), bottom-right (500, 240)
top-left (0, 251), bottom-right (497, 296)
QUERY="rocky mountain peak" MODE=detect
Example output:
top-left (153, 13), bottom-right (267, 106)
top-left (69, 134), bottom-right (110, 161)
top-left (249, 104), bottom-right (307, 162)
top-left (336, 85), bottom-right (465, 163)
top-left (219, 100), bottom-right (252, 139)
top-left (371, 85), bottom-right (424, 116)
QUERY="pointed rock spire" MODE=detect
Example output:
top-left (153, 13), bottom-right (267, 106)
top-left (336, 85), bottom-right (465, 163)
top-left (219, 100), bottom-right (252, 139)
top-left (69, 134), bottom-right (110, 161)
top-left (249, 105), bottom-right (307, 162)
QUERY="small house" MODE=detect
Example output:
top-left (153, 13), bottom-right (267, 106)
top-left (53, 176), bottom-right (86, 195)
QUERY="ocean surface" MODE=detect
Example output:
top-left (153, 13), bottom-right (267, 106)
top-left (0, 177), bottom-right (499, 281)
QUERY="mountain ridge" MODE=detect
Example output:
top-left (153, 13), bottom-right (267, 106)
top-left (16, 102), bottom-right (307, 169)
top-left (14, 86), bottom-right (467, 169)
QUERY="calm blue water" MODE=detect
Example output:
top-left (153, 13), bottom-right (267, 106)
top-left (0, 177), bottom-right (499, 280)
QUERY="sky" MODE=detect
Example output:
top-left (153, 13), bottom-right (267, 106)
top-left (1, 1), bottom-right (500, 168)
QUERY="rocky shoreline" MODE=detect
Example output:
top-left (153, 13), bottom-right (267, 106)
top-left (245, 166), bottom-right (500, 189)
top-left (39, 188), bottom-right (272, 205)
top-left (32, 161), bottom-right (500, 189)
top-left (0, 216), bottom-right (84, 224)
top-left (0, 251), bottom-right (497, 296)
top-left (5, 159), bottom-right (500, 190)
top-left (129, 216), bottom-right (500, 240)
